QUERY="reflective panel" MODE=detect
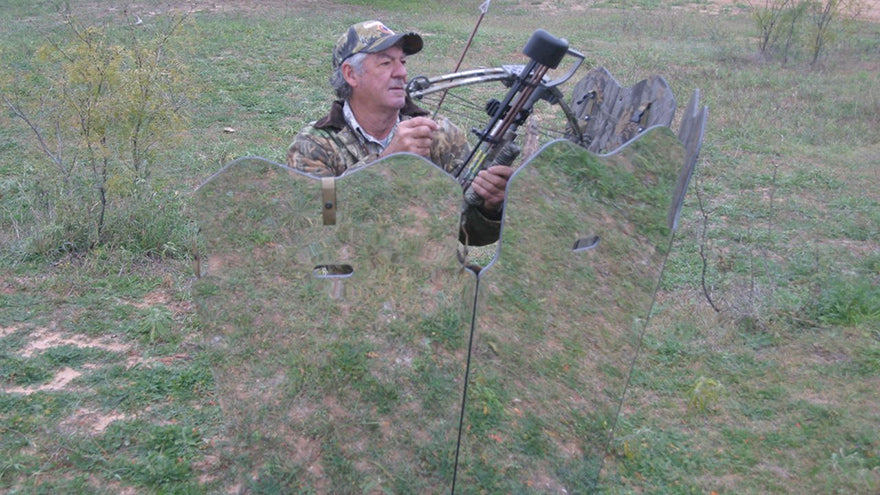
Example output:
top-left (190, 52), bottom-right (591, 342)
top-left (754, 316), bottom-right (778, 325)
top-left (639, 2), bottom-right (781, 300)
top-left (192, 115), bottom-right (704, 493)
top-left (454, 127), bottom-right (689, 493)
top-left (193, 156), bottom-right (473, 492)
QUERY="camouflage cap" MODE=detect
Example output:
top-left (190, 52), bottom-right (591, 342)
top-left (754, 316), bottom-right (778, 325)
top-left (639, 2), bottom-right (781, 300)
top-left (332, 20), bottom-right (423, 70)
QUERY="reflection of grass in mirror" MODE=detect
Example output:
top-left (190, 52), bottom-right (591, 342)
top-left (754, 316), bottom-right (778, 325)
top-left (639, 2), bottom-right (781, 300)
top-left (465, 375), bottom-right (508, 437)
top-left (413, 305), bottom-right (465, 351)
top-left (806, 274), bottom-right (880, 327)
top-left (191, 155), bottom-right (469, 490)
top-left (457, 129), bottom-right (687, 489)
top-left (687, 375), bottom-right (725, 414)
top-left (550, 133), bottom-right (682, 242)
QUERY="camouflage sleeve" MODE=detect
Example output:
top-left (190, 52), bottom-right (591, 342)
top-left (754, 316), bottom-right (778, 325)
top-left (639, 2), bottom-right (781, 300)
top-left (429, 115), bottom-right (470, 175)
top-left (287, 123), bottom-right (381, 177)
top-left (287, 125), bottom-right (343, 177)
top-left (459, 199), bottom-right (502, 246)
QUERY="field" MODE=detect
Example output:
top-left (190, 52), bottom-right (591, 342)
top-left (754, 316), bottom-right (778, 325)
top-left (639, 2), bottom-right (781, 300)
top-left (1, 0), bottom-right (878, 493)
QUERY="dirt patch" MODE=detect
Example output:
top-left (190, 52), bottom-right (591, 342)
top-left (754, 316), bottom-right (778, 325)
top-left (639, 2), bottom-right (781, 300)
top-left (19, 325), bottom-right (130, 358)
top-left (4, 367), bottom-right (83, 395)
top-left (521, 0), bottom-right (880, 22)
top-left (1, 323), bottom-right (24, 338)
top-left (3, 326), bottom-right (140, 397)
top-left (60, 408), bottom-right (128, 434)
top-left (1, 284), bottom-right (186, 424)
top-left (128, 287), bottom-right (192, 315)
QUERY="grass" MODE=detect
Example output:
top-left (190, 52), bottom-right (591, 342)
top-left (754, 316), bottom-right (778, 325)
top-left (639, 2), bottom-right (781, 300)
top-left (1, 0), bottom-right (879, 493)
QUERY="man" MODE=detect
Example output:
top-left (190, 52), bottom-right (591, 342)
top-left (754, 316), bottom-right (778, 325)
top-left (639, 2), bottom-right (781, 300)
top-left (287, 20), bottom-right (512, 246)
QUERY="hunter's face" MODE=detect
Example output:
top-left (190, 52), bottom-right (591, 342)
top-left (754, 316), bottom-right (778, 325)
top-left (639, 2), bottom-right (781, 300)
top-left (348, 45), bottom-right (409, 112)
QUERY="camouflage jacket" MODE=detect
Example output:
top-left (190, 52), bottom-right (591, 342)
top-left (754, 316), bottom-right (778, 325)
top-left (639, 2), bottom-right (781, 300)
top-left (287, 99), bottom-right (501, 246)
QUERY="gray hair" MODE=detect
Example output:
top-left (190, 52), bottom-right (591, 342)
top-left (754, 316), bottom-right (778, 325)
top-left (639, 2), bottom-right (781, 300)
top-left (330, 52), bottom-right (368, 100)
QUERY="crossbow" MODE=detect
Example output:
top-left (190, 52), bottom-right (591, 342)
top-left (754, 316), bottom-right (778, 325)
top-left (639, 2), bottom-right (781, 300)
top-left (406, 29), bottom-right (586, 192)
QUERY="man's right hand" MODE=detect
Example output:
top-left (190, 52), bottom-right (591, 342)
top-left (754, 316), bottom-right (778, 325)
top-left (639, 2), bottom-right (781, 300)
top-left (470, 165), bottom-right (513, 211)
top-left (381, 117), bottom-right (439, 158)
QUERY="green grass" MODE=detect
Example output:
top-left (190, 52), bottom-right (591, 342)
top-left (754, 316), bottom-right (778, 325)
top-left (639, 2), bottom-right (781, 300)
top-left (2, 0), bottom-right (879, 493)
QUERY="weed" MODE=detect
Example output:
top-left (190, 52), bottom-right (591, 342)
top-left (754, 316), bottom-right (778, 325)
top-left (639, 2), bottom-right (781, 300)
top-left (806, 274), bottom-right (880, 326)
top-left (132, 306), bottom-right (175, 344)
top-left (687, 376), bottom-right (725, 414)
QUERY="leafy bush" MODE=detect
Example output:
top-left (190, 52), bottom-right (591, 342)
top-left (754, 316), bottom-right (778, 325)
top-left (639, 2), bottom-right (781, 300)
top-left (1, 12), bottom-right (192, 259)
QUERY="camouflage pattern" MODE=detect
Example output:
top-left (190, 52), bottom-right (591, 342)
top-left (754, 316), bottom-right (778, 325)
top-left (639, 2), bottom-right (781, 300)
top-left (568, 66), bottom-right (677, 154)
top-left (286, 100), bottom-right (468, 178)
top-left (332, 20), bottom-right (423, 70)
top-left (287, 113), bottom-right (381, 177)
top-left (287, 99), bottom-right (502, 246)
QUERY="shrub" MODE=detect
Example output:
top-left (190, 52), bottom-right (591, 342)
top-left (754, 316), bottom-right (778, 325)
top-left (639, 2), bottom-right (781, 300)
top-left (1, 12), bottom-right (192, 258)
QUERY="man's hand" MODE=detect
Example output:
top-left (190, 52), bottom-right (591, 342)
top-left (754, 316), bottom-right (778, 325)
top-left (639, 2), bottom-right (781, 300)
top-left (381, 117), bottom-right (439, 157)
top-left (470, 165), bottom-right (513, 211)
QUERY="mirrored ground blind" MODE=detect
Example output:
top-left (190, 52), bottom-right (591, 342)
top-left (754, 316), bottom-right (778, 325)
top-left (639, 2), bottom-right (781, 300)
top-left (193, 90), bottom-right (705, 493)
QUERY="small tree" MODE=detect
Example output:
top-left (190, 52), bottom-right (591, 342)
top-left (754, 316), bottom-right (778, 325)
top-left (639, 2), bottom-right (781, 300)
top-left (749, 0), bottom-right (864, 66)
top-left (2, 12), bottom-right (191, 255)
top-left (779, 0), bottom-right (809, 65)
top-left (751, 0), bottom-right (794, 57)
top-left (806, 0), bottom-right (865, 66)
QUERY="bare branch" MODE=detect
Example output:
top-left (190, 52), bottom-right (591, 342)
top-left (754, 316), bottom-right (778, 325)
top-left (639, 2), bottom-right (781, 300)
top-left (2, 93), bottom-right (64, 170)
top-left (695, 174), bottom-right (722, 313)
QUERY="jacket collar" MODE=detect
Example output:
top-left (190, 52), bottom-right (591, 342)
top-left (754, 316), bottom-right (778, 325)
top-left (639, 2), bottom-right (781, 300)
top-left (314, 97), bottom-right (429, 131)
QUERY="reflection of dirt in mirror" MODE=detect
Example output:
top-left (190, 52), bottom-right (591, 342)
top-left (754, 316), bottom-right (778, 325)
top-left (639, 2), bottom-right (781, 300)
top-left (400, 204), bottom-right (433, 239)
top-left (457, 133), bottom-right (685, 488)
